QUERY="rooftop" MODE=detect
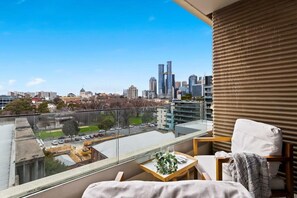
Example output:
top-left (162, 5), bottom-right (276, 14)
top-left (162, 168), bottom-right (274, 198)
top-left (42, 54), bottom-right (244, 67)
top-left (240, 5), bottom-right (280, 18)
top-left (0, 124), bottom-right (14, 191)
top-left (92, 131), bottom-right (175, 158)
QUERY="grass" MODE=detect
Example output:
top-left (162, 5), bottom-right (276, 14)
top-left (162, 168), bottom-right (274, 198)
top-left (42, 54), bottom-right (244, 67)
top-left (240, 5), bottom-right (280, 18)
top-left (129, 117), bottom-right (142, 125)
top-left (38, 125), bottom-right (99, 140)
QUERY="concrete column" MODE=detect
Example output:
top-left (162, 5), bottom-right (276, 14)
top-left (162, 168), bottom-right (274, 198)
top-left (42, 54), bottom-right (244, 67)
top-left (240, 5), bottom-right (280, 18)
top-left (23, 163), bottom-right (30, 183)
top-left (40, 160), bottom-right (45, 177)
top-left (34, 160), bottom-right (39, 180)
top-left (22, 163), bottom-right (26, 184)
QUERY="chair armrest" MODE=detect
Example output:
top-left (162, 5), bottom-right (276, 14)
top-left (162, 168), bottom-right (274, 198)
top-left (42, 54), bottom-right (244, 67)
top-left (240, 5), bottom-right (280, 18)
top-left (115, 171), bottom-right (124, 181)
top-left (193, 136), bottom-right (231, 156)
top-left (264, 156), bottom-right (291, 162)
top-left (202, 172), bottom-right (212, 180)
top-left (193, 136), bottom-right (232, 142)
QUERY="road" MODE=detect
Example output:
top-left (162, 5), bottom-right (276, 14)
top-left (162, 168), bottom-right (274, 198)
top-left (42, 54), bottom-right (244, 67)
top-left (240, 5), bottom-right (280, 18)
top-left (43, 125), bottom-right (157, 148)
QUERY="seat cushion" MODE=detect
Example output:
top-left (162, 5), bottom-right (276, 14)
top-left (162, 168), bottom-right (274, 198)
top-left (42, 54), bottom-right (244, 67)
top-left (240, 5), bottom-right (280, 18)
top-left (195, 155), bottom-right (232, 181)
top-left (195, 155), bottom-right (285, 190)
top-left (271, 176), bottom-right (285, 190)
top-left (231, 119), bottom-right (282, 177)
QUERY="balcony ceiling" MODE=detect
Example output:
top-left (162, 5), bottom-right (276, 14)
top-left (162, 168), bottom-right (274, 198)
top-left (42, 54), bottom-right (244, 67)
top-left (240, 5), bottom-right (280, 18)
top-left (174, 0), bottom-right (240, 25)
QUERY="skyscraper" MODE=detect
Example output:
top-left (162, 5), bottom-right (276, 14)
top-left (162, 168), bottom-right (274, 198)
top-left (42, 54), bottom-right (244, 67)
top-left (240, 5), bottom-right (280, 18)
top-left (158, 64), bottom-right (165, 98)
top-left (182, 81), bottom-right (187, 87)
top-left (175, 81), bottom-right (181, 89)
top-left (188, 75), bottom-right (198, 94)
top-left (149, 77), bottom-right (157, 95)
top-left (166, 61), bottom-right (172, 99)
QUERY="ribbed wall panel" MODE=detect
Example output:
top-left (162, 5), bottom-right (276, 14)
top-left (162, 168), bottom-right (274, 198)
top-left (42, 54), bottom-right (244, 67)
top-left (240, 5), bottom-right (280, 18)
top-left (213, 0), bottom-right (297, 191)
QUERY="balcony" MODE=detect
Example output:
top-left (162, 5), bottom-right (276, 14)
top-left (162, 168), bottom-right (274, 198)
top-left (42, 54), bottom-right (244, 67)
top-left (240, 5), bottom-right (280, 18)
top-left (0, 130), bottom-right (211, 197)
top-left (0, 0), bottom-right (296, 196)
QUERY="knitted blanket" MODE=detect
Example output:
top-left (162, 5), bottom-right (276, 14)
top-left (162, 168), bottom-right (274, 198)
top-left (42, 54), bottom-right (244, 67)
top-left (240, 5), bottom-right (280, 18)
top-left (227, 153), bottom-right (271, 198)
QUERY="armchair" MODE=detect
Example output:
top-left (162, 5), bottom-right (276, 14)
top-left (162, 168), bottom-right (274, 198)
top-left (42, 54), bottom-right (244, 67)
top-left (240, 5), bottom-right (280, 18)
top-left (193, 119), bottom-right (293, 198)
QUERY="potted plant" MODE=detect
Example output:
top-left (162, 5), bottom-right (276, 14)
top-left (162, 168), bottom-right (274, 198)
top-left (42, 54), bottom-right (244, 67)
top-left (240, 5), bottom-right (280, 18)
top-left (154, 151), bottom-right (178, 175)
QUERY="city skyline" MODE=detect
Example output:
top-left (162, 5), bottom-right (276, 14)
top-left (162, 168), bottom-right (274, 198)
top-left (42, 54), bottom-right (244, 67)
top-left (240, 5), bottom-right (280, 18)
top-left (0, 0), bottom-right (212, 96)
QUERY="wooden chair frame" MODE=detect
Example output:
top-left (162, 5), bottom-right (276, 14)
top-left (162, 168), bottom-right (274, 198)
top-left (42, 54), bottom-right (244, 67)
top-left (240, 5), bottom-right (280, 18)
top-left (193, 136), bottom-right (294, 198)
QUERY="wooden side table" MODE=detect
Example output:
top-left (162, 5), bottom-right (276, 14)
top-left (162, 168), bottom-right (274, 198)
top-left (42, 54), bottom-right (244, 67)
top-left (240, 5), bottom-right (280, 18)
top-left (139, 151), bottom-right (197, 182)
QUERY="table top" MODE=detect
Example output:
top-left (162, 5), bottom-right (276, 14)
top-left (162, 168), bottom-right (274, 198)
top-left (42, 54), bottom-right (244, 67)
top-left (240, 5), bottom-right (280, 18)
top-left (139, 151), bottom-right (197, 182)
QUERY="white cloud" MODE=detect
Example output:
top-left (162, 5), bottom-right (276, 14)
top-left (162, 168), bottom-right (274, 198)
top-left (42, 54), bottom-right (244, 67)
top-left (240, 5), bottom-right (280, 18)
top-left (148, 16), bottom-right (156, 22)
top-left (26, 78), bottom-right (45, 87)
top-left (8, 79), bottom-right (16, 85)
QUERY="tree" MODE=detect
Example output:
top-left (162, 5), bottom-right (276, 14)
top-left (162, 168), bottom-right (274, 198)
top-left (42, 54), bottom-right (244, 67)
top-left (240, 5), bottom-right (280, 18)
top-left (53, 97), bottom-right (62, 105)
top-left (44, 155), bottom-right (67, 176)
top-left (56, 101), bottom-right (66, 110)
top-left (142, 111), bottom-right (153, 123)
top-left (181, 94), bottom-right (192, 100)
top-left (38, 101), bottom-right (50, 113)
top-left (4, 98), bottom-right (33, 115)
top-left (98, 118), bottom-right (115, 133)
top-left (62, 120), bottom-right (80, 138)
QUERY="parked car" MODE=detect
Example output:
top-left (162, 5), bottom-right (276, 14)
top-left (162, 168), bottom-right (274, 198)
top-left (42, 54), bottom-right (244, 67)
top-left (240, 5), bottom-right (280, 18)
top-left (81, 136), bottom-right (86, 140)
top-left (115, 127), bottom-right (122, 130)
top-left (110, 128), bottom-right (115, 131)
top-left (58, 136), bottom-right (65, 140)
top-left (51, 140), bottom-right (59, 145)
top-left (93, 134), bottom-right (99, 138)
top-left (79, 133), bottom-right (85, 136)
top-left (58, 139), bottom-right (64, 144)
top-left (99, 130), bottom-right (106, 133)
top-left (129, 125), bottom-right (134, 128)
top-left (85, 135), bottom-right (90, 139)
top-left (75, 137), bottom-right (81, 141)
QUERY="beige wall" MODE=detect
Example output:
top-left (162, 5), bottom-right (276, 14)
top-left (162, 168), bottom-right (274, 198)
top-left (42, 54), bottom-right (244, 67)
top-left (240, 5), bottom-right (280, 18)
top-left (212, 0), bottom-right (297, 191)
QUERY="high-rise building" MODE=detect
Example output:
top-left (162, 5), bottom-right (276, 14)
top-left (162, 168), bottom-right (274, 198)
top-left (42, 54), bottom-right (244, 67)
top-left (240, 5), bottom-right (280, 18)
top-left (182, 81), bottom-right (187, 87)
top-left (158, 64), bottom-right (165, 98)
top-left (175, 81), bottom-right (181, 89)
top-left (192, 84), bottom-right (202, 97)
top-left (188, 75), bottom-right (198, 94)
top-left (203, 75), bottom-right (213, 121)
top-left (149, 77), bottom-right (157, 95)
top-left (166, 61), bottom-right (173, 99)
top-left (127, 85), bottom-right (138, 99)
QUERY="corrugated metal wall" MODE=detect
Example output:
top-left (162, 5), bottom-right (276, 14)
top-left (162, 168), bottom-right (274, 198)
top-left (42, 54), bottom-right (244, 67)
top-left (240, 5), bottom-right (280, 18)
top-left (212, 0), bottom-right (297, 191)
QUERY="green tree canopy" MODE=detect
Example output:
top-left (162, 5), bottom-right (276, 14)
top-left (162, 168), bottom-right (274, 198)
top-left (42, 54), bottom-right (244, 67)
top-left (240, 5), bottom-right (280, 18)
top-left (4, 98), bottom-right (33, 115)
top-left (142, 111), bottom-right (154, 123)
top-left (62, 119), bottom-right (80, 137)
top-left (98, 118), bottom-right (115, 131)
top-left (38, 101), bottom-right (50, 113)
top-left (56, 101), bottom-right (66, 110)
top-left (181, 94), bottom-right (192, 100)
top-left (44, 155), bottom-right (67, 176)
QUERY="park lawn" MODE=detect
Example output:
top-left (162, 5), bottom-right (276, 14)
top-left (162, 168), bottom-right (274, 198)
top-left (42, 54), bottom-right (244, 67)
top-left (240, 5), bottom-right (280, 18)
top-left (79, 125), bottom-right (99, 133)
top-left (38, 125), bottom-right (99, 140)
top-left (39, 131), bottom-right (63, 139)
top-left (129, 117), bottom-right (142, 125)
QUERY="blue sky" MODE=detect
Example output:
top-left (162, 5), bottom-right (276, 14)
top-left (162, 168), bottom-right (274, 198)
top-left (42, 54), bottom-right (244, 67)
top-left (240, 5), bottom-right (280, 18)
top-left (0, 0), bottom-right (212, 96)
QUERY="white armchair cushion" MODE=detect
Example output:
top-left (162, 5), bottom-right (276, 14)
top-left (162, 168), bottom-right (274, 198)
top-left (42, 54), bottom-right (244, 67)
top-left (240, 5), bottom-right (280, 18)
top-left (195, 155), bottom-right (232, 181)
top-left (231, 119), bottom-right (282, 177)
top-left (195, 155), bottom-right (285, 190)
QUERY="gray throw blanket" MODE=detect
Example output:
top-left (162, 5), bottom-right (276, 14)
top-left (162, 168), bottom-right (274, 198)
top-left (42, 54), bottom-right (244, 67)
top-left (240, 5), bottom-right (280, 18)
top-left (227, 153), bottom-right (271, 198)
